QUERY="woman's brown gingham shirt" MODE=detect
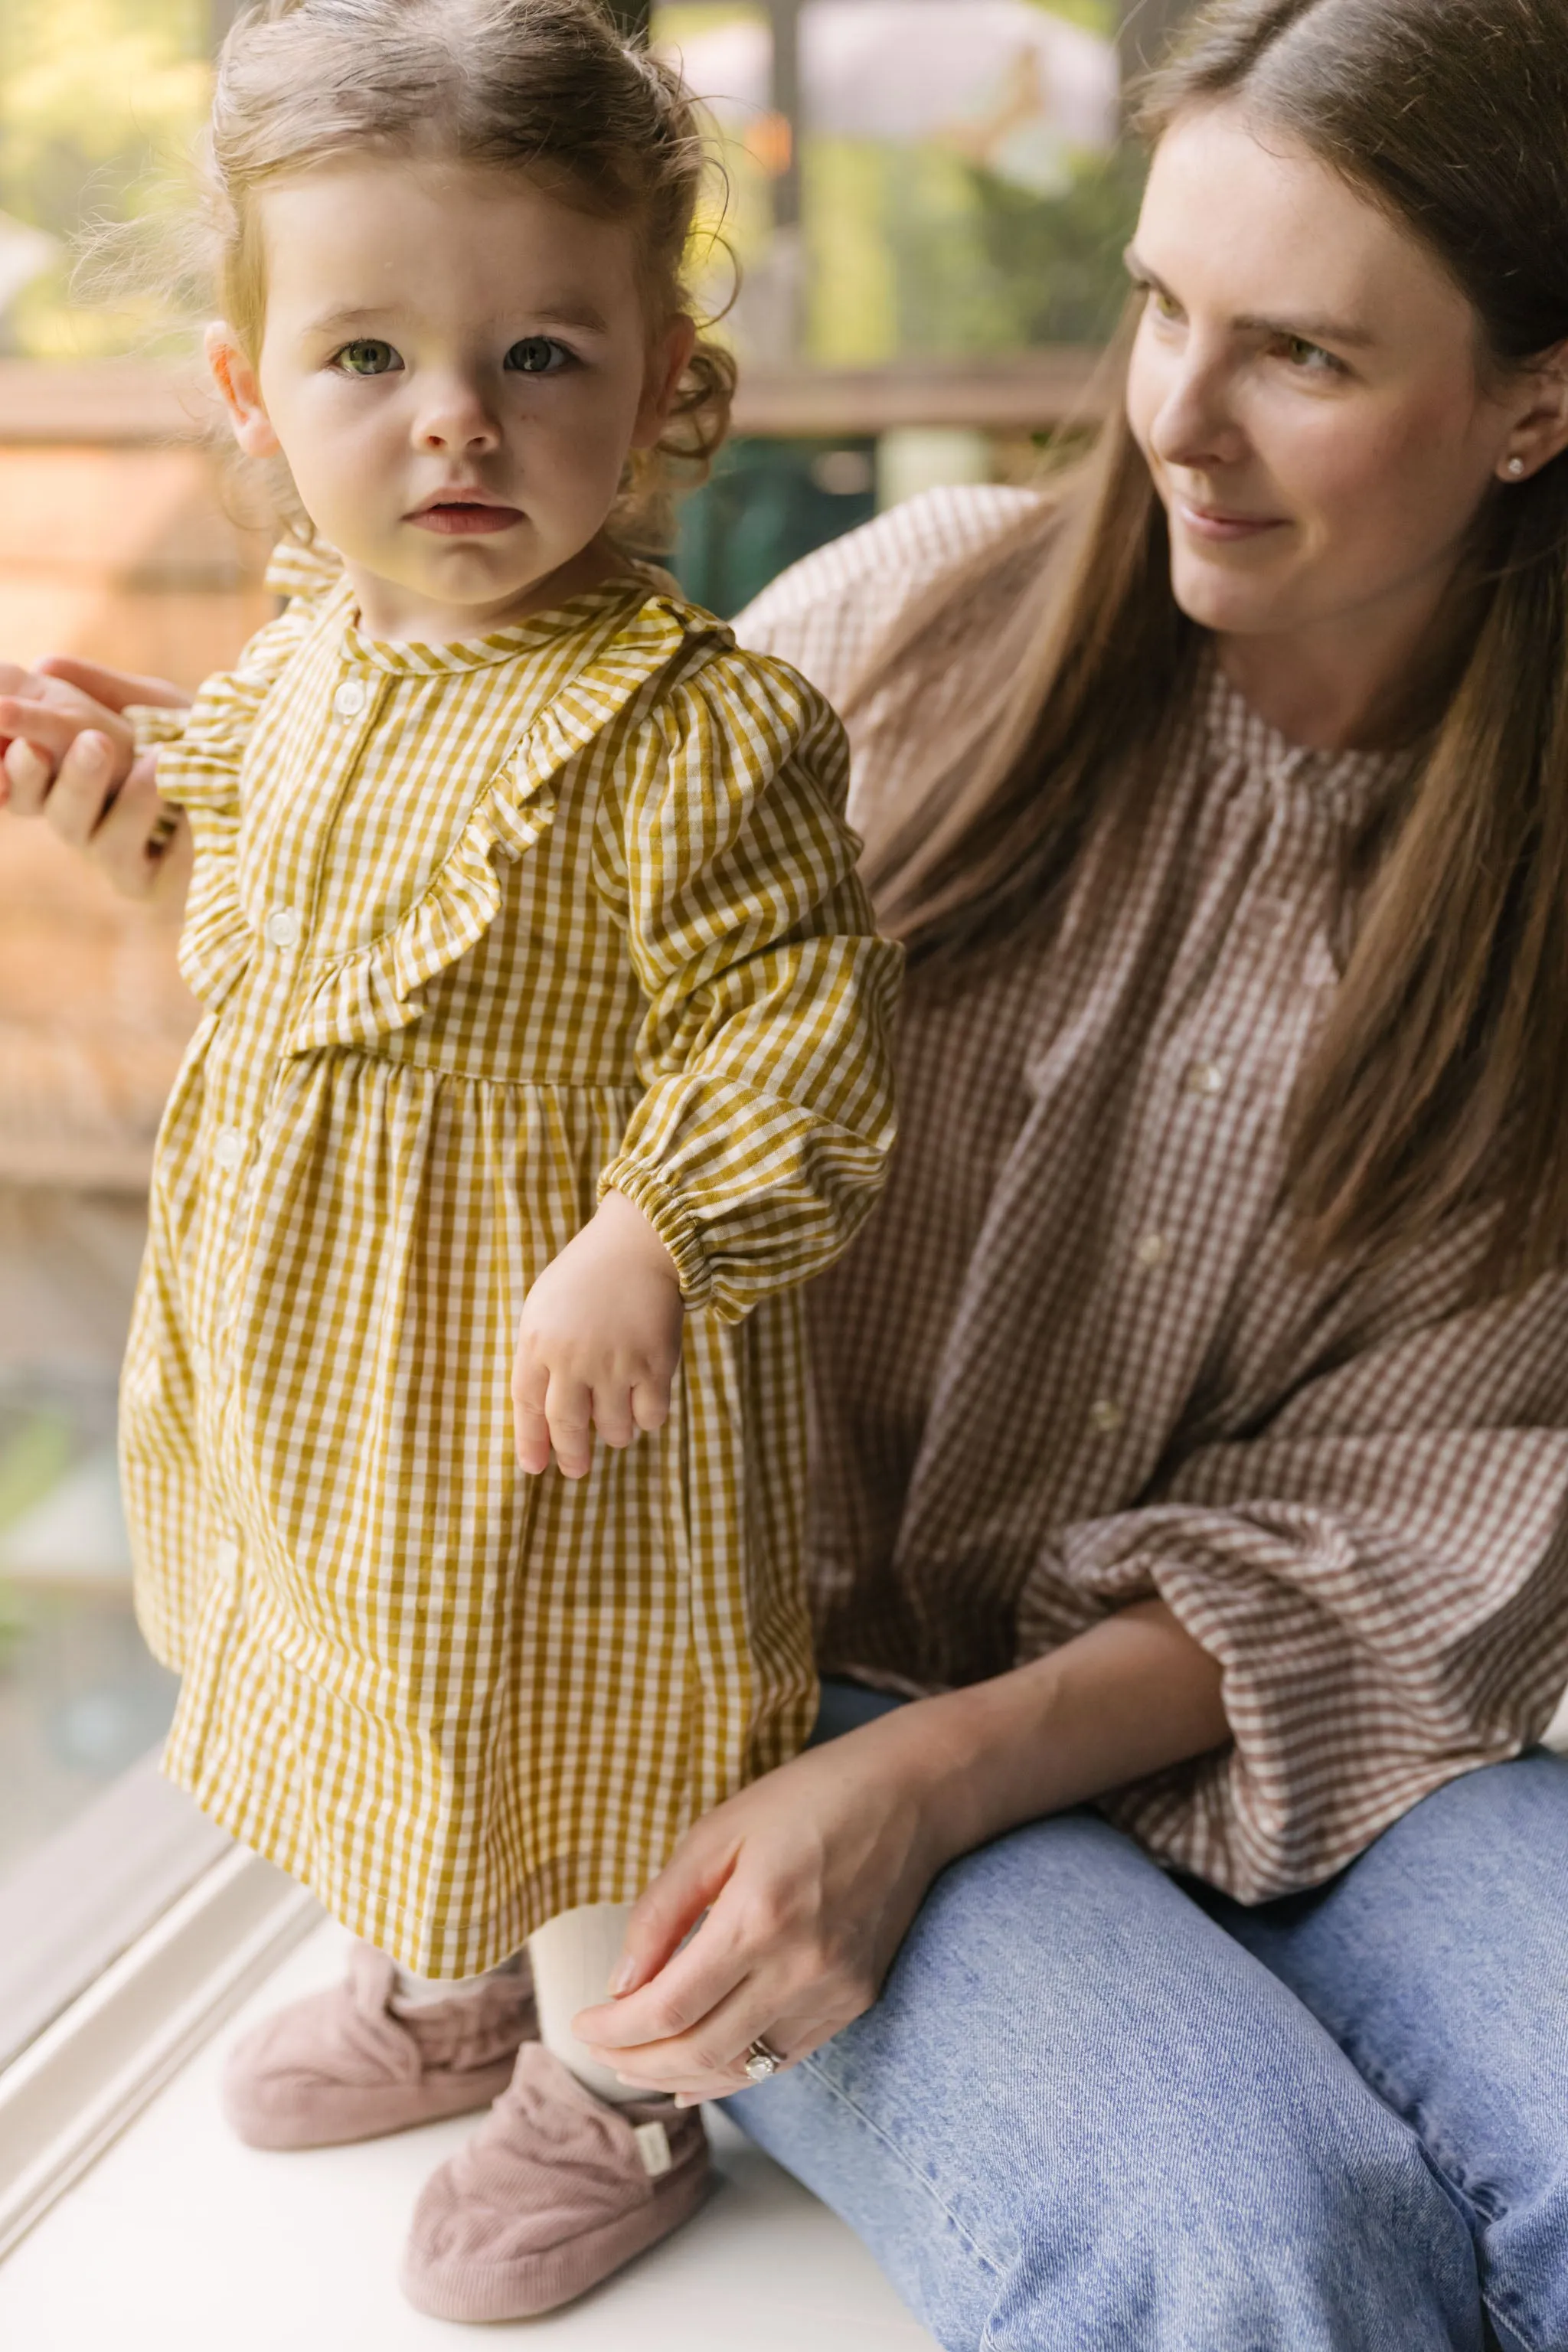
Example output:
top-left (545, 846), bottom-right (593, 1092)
top-left (738, 485), bottom-right (1568, 1904)
top-left (123, 554), bottom-right (899, 1975)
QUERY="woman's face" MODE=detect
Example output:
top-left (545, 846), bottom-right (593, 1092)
top-left (1125, 102), bottom-right (1527, 651)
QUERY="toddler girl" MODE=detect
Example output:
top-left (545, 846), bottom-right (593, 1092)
top-left (3, 0), bottom-right (899, 2318)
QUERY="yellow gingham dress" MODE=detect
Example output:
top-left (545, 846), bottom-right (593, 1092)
top-left (122, 552), bottom-right (900, 1975)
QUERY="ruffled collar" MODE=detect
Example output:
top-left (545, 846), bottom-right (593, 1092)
top-left (339, 573), bottom-right (658, 676)
top-left (1197, 645), bottom-right (1419, 827)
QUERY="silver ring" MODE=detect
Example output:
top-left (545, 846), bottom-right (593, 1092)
top-left (743, 2037), bottom-right (784, 2082)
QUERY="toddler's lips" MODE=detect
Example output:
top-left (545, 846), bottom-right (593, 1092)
top-left (408, 501), bottom-right (524, 536)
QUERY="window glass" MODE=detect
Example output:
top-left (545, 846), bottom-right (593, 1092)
top-left (0, 0), bottom-right (217, 1884)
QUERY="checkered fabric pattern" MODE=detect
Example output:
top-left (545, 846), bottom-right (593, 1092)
top-left (121, 552), bottom-right (900, 1974)
top-left (738, 487), bottom-right (1568, 1906)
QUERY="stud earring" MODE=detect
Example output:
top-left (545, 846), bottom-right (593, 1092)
top-left (1506, 455), bottom-right (1526, 479)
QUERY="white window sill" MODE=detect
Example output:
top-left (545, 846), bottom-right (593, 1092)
top-left (0, 1903), bottom-right (937, 2349)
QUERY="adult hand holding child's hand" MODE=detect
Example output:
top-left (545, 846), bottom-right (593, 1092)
top-left (511, 1187), bottom-right (684, 1478)
top-left (0, 655), bottom-right (192, 906)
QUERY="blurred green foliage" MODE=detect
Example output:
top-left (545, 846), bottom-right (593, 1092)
top-left (661, 0), bottom-right (1139, 368)
top-left (967, 139), bottom-right (1146, 347)
top-left (0, 0), bottom-right (210, 357)
top-left (0, 1408), bottom-right (77, 1660)
top-left (0, 1407), bottom-right (74, 1530)
top-left (808, 135), bottom-right (1141, 363)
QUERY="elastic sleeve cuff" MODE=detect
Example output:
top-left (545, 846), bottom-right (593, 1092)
top-left (125, 704), bottom-right (191, 753)
top-left (596, 1158), bottom-right (714, 1308)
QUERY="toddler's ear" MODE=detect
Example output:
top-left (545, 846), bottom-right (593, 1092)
top-left (205, 322), bottom-right (281, 459)
top-left (631, 314), bottom-right (698, 451)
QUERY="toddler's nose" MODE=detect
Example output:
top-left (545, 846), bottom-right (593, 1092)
top-left (414, 377), bottom-right (502, 454)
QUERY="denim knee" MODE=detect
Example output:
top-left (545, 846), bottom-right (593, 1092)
top-left (971, 2115), bottom-right (1480, 2352)
top-left (733, 1811), bottom-right (1484, 2352)
top-left (743, 2026), bottom-right (1479, 2352)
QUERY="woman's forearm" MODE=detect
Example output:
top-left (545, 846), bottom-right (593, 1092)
top-left (574, 1602), bottom-right (1229, 2095)
top-left (887, 1601), bottom-right (1229, 1874)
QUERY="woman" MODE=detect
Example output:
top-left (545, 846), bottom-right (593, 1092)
top-left (5, 0), bottom-right (1567, 2341)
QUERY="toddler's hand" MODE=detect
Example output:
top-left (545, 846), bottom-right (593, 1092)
top-left (511, 1188), bottom-right (684, 1479)
top-left (0, 663), bottom-right (137, 814)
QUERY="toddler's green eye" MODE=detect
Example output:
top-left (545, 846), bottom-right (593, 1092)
top-left (336, 339), bottom-right (400, 376)
top-left (505, 337), bottom-right (570, 375)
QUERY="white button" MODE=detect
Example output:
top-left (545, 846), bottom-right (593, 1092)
top-left (1134, 1230), bottom-right (1171, 1270)
top-left (264, 906), bottom-right (300, 949)
top-left (1184, 1059), bottom-right (1228, 1098)
top-left (333, 678), bottom-right (368, 719)
top-left (212, 1126), bottom-right (245, 1174)
top-left (1089, 1397), bottom-right (1125, 1436)
top-left (214, 1537), bottom-right (239, 1576)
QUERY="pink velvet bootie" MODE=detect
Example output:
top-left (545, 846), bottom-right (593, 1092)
top-left (220, 1942), bottom-right (537, 2150)
top-left (400, 2041), bottom-right (714, 2321)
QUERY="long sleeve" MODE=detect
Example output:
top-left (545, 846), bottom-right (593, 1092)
top-left (594, 644), bottom-right (903, 1319)
top-left (1018, 1258), bottom-right (1568, 1903)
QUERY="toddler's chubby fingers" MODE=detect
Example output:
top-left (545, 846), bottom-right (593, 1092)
top-left (630, 1373), bottom-right (672, 1436)
top-left (0, 701), bottom-right (131, 823)
top-left (546, 1371), bottom-right (596, 1480)
top-left (592, 1380), bottom-right (636, 1451)
top-left (2, 736), bottom-right (54, 812)
top-left (0, 696), bottom-right (117, 763)
top-left (42, 730), bottom-right (126, 846)
top-left (511, 1351), bottom-right (552, 1475)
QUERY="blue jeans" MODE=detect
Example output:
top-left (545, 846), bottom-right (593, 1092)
top-left (730, 1680), bottom-right (1568, 2352)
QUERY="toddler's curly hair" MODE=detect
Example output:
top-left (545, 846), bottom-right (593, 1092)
top-left (204, 0), bottom-right (734, 550)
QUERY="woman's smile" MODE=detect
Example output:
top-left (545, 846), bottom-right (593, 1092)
top-left (1171, 494), bottom-right (1289, 544)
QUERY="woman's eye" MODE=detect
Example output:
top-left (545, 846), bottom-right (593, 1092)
top-left (505, 336), bottom-right (571, 375)
top-left (1280, 335), bottom-right (1342, 375)
top-left (1133, 282), bottom-right (1182, 325)
top-left (334, 340), bottom-right (400, 377)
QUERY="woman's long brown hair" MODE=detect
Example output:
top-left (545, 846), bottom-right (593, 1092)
top-left (852, 0), bottom-right (1568, 1294)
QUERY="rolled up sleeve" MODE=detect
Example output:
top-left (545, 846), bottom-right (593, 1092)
top-left (1018, 1281), bottom-right (1568, 1902)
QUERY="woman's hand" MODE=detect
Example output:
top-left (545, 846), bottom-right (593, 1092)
top-left (573, 1704), bottom-right (949, 2103)
top-left (511, 1187), bottom-right (685, 1478)
top-left (573, 1604), bottom-right (1230, 2101)
top-left (0, 655), bottom-right (193, 908)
